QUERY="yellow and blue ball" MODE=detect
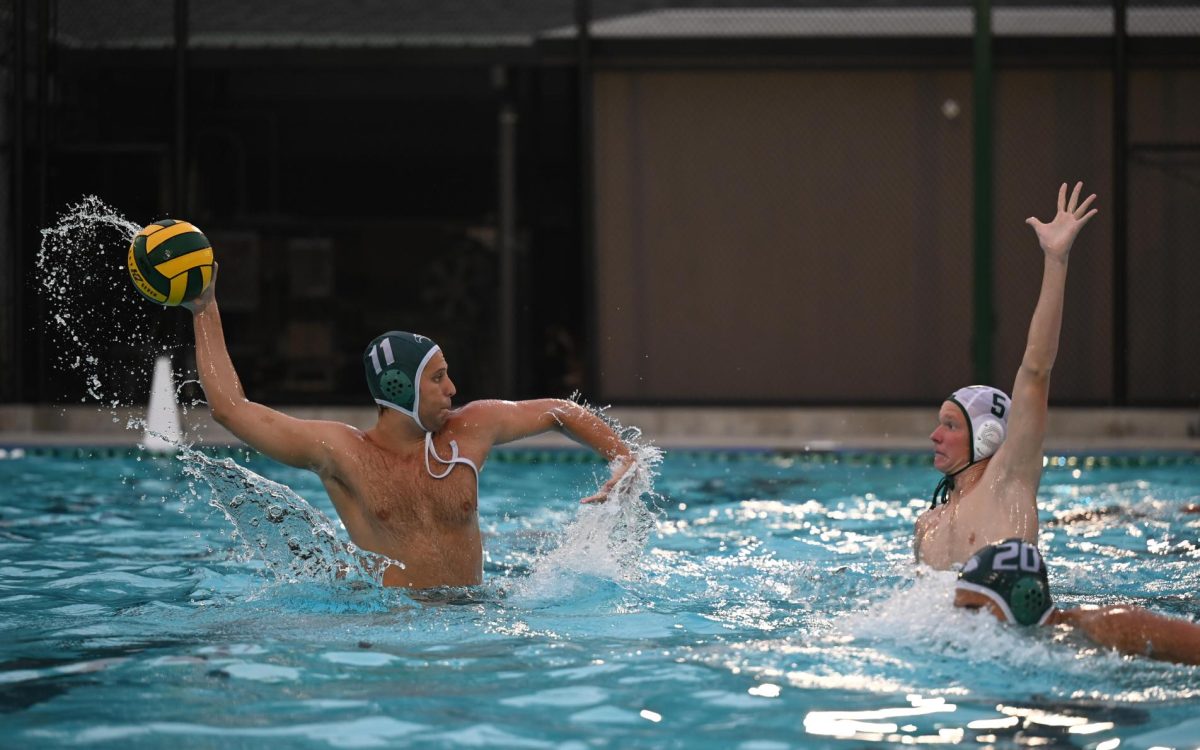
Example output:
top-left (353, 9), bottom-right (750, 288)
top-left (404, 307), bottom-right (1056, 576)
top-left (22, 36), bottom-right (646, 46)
top-left (127, 219), bottom-right (213, 306)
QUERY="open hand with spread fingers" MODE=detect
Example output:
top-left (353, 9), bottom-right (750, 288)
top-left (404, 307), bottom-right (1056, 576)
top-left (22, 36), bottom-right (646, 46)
top-left (1025, 181), bottom-right (1098, 262)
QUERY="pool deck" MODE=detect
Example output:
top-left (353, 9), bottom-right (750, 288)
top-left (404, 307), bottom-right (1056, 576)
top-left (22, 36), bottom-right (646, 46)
top-left (2, 404), bottom-right (1198, 453)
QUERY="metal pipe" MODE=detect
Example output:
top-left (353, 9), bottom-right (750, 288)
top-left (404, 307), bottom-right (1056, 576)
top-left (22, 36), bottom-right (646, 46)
top-left (11, 0), bottom-right (26, 401)
top-left (1112, 0), bottom-right (1128, 404)
top-left (498, 70), bottom-right (518, 398)
top-left (972, 0), bottom-right (994, 386)
top-left (575, 0), bottom-right (596, 397)
top-left (34, 0), bottom-right (48, 401)
top-left (174, 0), bottom-right (188, 216)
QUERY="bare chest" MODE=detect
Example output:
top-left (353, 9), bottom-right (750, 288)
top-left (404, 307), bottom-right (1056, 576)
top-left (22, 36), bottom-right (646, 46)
top-left (345, 454), bottom-right (480, 535)
top-left (916, 487), bottom-right (1037, 569)
top-left (917, 505), bottom-right (983, 569)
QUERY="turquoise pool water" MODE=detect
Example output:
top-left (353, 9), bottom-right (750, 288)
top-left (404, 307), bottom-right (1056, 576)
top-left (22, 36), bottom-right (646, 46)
top-left (0, 446), bottom-right (1197, 749)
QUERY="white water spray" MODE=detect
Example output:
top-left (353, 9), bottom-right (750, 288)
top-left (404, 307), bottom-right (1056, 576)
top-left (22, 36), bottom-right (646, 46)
top-left (36, 196), bottom-right (389, 587)
top-left (513, 398), bottom-right (665, 598)
top-left (142, 356), bottom-right (182, 453)
top-left (180, 448), bottom-right (398, 586)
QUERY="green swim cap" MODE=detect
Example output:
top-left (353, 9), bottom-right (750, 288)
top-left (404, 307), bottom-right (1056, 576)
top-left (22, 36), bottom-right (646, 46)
top-left (956, 539), bottom-right (1054, 626)
top-left (363, 331), bottom-right (440, 431)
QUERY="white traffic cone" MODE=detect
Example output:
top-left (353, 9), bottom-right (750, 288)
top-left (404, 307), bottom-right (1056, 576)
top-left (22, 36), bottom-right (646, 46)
top-left (142, 356), bottom-right (182, 453)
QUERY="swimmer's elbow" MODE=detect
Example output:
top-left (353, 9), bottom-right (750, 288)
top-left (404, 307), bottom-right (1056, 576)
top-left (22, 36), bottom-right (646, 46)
top-left (544, 399), bottom-right (582, 429)
top-left (209, 401), bottom-right (235, 427)
top-left (1018, 360), bottom-right (1053, 381)
top-left (208, 397), bottom-right (256, 431)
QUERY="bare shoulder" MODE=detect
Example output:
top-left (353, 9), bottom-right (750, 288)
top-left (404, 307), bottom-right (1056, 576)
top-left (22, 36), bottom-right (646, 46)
top-left (438, 400), bottom-right (507, 444)
top-left (445, 399), bottom-right (511, 429)
top-left (978, 446), bottom-right (1042, 501)
top-left (915, 504), bottom-right (948, 545)
top-left (304, 417), bottom-right (367, 443)
top-left (297, 419), bottom-right (371, 472)
top-left (956, 461), bottom-right (1040, 546)
top-left (914, 505), bottom-right (953, 568)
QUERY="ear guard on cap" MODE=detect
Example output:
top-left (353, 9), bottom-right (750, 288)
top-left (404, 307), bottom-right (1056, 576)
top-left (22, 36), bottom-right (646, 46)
top-left (948, 385), bottom-right (1011, 463)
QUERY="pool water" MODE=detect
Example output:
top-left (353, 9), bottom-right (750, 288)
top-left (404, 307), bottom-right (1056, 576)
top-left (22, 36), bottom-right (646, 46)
top-left (0, 446), bottom-right (1197, 749)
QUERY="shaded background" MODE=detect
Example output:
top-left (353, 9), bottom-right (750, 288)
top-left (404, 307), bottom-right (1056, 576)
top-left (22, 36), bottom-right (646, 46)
top-left (0, 1), bottom-right (1197, 408)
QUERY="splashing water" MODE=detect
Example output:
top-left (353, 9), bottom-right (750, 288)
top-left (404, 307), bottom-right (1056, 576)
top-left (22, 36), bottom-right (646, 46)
top-left (34, 197), bottom-right (385, 590)
top-left (36, 195), bottom-right (163, 406)
top-left (35, 200), bottom-right (664, 597)
top-left (514, 398), bottom-right (665, 599)
top-left (178, 448), bottom-right (397, 587)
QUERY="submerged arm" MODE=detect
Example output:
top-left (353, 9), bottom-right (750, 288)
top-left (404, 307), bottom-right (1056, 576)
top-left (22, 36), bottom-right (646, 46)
top-left (1052, 605), bottom-right (1200, 666)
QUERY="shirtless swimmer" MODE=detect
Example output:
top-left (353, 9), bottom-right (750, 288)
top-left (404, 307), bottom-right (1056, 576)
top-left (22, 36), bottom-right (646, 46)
top-left (186, 271), bottom-right (638, 589)
top-left (915, 182), bottom-right (1098, 569)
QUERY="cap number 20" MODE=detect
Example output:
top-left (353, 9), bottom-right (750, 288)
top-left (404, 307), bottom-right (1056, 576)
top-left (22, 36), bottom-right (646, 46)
top-left (992, 540), bottom-right (1041, 573)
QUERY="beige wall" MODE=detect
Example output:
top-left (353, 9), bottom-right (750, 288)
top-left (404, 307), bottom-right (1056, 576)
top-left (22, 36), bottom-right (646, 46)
top-left (593, 67), bottom-right (1198, 404)
top-left (992, 69), bottom-right (1114, 403)
top-left (595, 69), bottom-right (974, 402)
top-left (1127, 69), bottom-right (1200, 402)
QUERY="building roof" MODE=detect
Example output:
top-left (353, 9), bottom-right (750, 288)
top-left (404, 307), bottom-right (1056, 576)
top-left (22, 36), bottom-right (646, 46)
top-left (548, 7), bottom-right (1200, 38)
top-left (55, 2), bottom-right (1200, 50)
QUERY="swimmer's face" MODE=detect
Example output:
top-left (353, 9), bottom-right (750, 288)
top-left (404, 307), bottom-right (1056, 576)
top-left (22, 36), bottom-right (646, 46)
top-left (953, 587), bottom-right (1006, 623)
top-left (419, 350), bottom-right (456, 431)
top-left (930, 402), bottom-right (970, 473)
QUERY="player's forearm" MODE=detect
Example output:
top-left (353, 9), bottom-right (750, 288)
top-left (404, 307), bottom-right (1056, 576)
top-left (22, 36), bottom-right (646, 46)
top-left (550, 401), bottom-right (631, 461)
top-left (191, 301), bottom-right (248, 418)
top-left (1063, 606), bottom-right (1200, 665)
top-left (1019, 256), bottom-right (1069, 378)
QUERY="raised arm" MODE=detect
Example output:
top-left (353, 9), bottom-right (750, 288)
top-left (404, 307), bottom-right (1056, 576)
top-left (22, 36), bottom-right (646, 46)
top-left (996, 183), bottom-right (1098, 479)
top-left (1051, 605), bottom-right (1200, 665)
top-left (463, 398), bottom-right (634, 503)
top-left (185, 271), bottom-right (343, 474)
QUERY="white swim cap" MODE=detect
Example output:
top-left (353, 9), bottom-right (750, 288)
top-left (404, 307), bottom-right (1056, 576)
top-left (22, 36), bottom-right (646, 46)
top-left (947, 385), bottom-right (1010, 463)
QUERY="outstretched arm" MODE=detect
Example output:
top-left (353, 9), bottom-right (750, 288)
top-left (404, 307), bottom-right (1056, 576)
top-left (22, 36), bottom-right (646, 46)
top-left (465, 398), bottom-right (635, 503)
top-left (185, 270), bottom-right (343, 474)
top-left (996, 183), bottom-right (1098, 481)
top-left (1051, 605), bottom-right (1200, 665)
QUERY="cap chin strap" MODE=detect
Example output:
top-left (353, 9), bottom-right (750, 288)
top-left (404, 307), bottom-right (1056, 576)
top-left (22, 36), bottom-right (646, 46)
top-left (380, 402), bottom-right (426, 432)
top-left (424, 431), bottom-right (475, 480)
top-left (931, 462), bottom-right (971, 508)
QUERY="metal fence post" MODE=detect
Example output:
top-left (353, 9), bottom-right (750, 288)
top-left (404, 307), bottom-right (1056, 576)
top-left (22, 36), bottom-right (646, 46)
top-left (1112, 0), bottom-right (1128, 405)
top-left (972, 0), bottom-right (994, 386)
top-left (575, 0), bottom-right (595, 398)
top-left (175, 0), bottom-right (188, 217)
top-left (9, 0), bottom-right (26, 402)
top-left (498, 68), bottom-right (518, 398)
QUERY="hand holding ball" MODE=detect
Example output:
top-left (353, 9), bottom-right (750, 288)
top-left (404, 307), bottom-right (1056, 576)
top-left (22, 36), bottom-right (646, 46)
top-left (127, 219), bottom-right (214, 306)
